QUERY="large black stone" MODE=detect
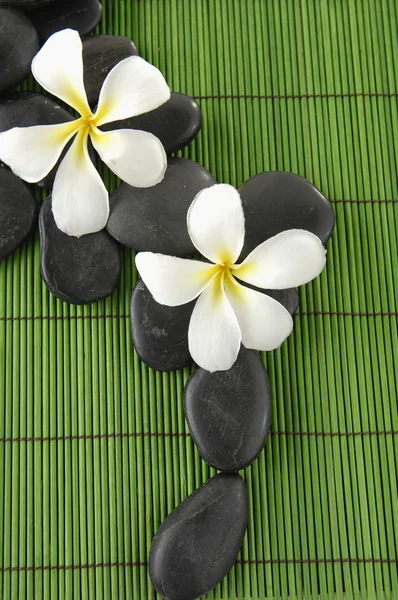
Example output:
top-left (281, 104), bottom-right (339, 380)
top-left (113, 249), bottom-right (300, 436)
top-left (82, 35), bottom-right (138, 107)
top-left (0, 92), bottom-right (75, 188)
top-left (107, 158), bottom-right (216, 256)
top-left (240, 171), bottom-right (335, 259)
top-left (184, 348), bottom-right (271, 471)
top-left (0, 0), bottom-right (54, 8)
top-left (149, 473), bottom-right (248, 600)
top-left (39, 198), bottom-right (121, 304)
top-left (102, 92), bottom-right (201, 154)
top-left (0, 166), bottom-right (37, 260)
top-left (0, 8), bottom-right (39, 94)
top-left (130, 279), bottom-right (194, 372)
top-left (259, 287), bottom-right (299, 317)
top-left (28, 0), bottom-right (102, 43)
top-left (130, 281), bottom-right (298, 373)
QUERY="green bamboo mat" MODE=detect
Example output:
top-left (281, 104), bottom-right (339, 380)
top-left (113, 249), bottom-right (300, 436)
top-left (1, 0), bottom-right (398, 598)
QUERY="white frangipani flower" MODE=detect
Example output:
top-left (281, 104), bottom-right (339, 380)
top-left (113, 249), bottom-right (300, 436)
top-left (0, 29), bottom-right (171, 237)
top-left (136, 184), bottom-right (327, 372)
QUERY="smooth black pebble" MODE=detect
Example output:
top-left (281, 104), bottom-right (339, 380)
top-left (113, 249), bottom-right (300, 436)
top-left (149, 473), bottom-right (248, 600)
top-left (28, 0), bottom-right (102, 42)
top-left (0, 92), bottom-right (75, 188)
top-left (0, 0), bottom-right (54, 8)
top-left (240, 171), bottom-right (335, 259)
top-left (0, 8), bottom-right (39, 94)
top-left (253, 286), bottom-right (299, 317)
top-left (39, 198), bottom-right (121, 304)
top-left (82, 35), bottom-right (138, 107)
top-left (130, 279), bottom-right (194, 372)
top-left (0, 167), bottom-right (37, 260)
top-left (107, 158), bottom-right (216, 256)
top-left (184, 348), bottom-right (271, 471)
top-left (102, 92), bottom-right (201, 154)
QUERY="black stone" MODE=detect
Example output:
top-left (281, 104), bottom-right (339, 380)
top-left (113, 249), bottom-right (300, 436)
top-left (102, 92), bottom-right (202, 154)
top-left (130, 279), bottom-right (194, 372)
top-left (130, 281), bottom-right (296, 373)
top-left (0, 92), bottom-right (73, 133)
top-left (254, 287), bottom-right (299, 317)
top-left (149, 473), bottom-right (248, 600)
top-left (0, 92), bottom-right (75, 188)
top-left (39, 198), bottom-right (121, 304)
top-left (28, 0), bottom-right (102, 43)
top-left (0, 0), bottom-right (54, 8)
top-left (83, 35), bottom-right (138, 107)
top-left (0, 167), bottom-right (37, 260)
top-left (0, 8), bottom-right (39, 94)
top-left (107, 158), bottom-right (216, 256)
top-left (239, 171), bottom-right (335, 259)
top-left (184, 348), bottom-right (271, 471)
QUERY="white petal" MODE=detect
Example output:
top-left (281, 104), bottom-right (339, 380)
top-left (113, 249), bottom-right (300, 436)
top-left (187, 184), bottom-right (245, 265)
top-left (52, 130), bottom-right (109, 236)
top-left (91, 128), bottom-right (167, 188)
top-left (0, 121), bottom-right (80, 183)
top-left (135, 253), bottom-right (218, 306)
top-left (225, 275), bottom-right (293, 351)
top-left (32, 29), bottom-right (91, 117)
top-left (94, 56), bottom-right (171, 126)
top-left (234, 229), bottom-right (326, 289)
top-left (188, 274), bottom-right (241, 372)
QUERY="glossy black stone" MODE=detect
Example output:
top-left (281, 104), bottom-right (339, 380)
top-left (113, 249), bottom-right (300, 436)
top-left (28, 0), bottom-right (102, 42)
top-left (239, 171), bottom-right (335, 259)
top-left (130, 279), bottom-right (194, 372)
top-left (0, 8), bottom-right (39, 94)
top-left (0, 0), bottom-right (54, 8)
top-left (102, 92), bottom-right (202, 154)
top-left (149, 473), bottom-right (248, 600)
top-left (130, 282), bottom-right (296, 374)
top-left (0, 92), bottom-right (75, 188)
top-left (255, 287), bottom-right (299, 317)
top-left (82, 35), bottom-right (138, 106)
top-left (107, 158), bottom-right (216, 256)
top-left (184, 348), bottom-right (271, 471)
top-left (39, 198), bottom-right (121, 304)
top-left (0, 167), bottom-right (37, 260)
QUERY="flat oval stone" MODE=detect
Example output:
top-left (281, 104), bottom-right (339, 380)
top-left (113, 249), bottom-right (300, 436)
top-left (39, 198), bottom-right (121, 304)
top-left (240, 171), bottom-right (335, 259)
top-left (107, 158), bottom-right (216, 256)
top-left (0, 8), bottom-right (39, 94)
top-left (28, 0), bottom-right (102, 43)
top-left (0, 167), bottom-right (37, 260)
top-left (184, 348), bottom-right (271, 471)
top-left (149, 473), bottom-right (248, 600)
top-left (102, 92), bottom-right (201, 154)
top-left (83, 35), bottom-right (138, 107)
top-left (130, 279), bottom-right (194, 372)
top-left (0, 92), bottom-right (74, 188)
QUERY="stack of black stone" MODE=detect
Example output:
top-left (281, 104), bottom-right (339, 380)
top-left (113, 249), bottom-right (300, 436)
top-left (126, 171), bottom-right (334, 599)
top-left (0, 3), bottom-right (335, 598)
top-left (0, 0), bottom-right (202, 282)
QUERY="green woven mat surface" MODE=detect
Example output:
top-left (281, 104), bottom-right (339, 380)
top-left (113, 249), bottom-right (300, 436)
top-left (1, 0), bottom-right (398, 598)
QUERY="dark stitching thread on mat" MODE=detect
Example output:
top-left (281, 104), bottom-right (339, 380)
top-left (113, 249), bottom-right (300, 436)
top-left (0, 315), bottom-right (131, 322)
top-left (0, 562), bottom-right (147, 572)
top-left (194, 92), bottom-right (398, 100)
top-left (298, 312), bottom-right (398, 317)
top-left (237, 558), bottom-right (398, 565)
top-left (2, 558), bottom-right (397, 572)
top-left (332, 199), bottom-right (398, 204)
top-left (1, 431), bottom-right (397, 443)
top-left (1, 312), bottom-right (397, 323)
